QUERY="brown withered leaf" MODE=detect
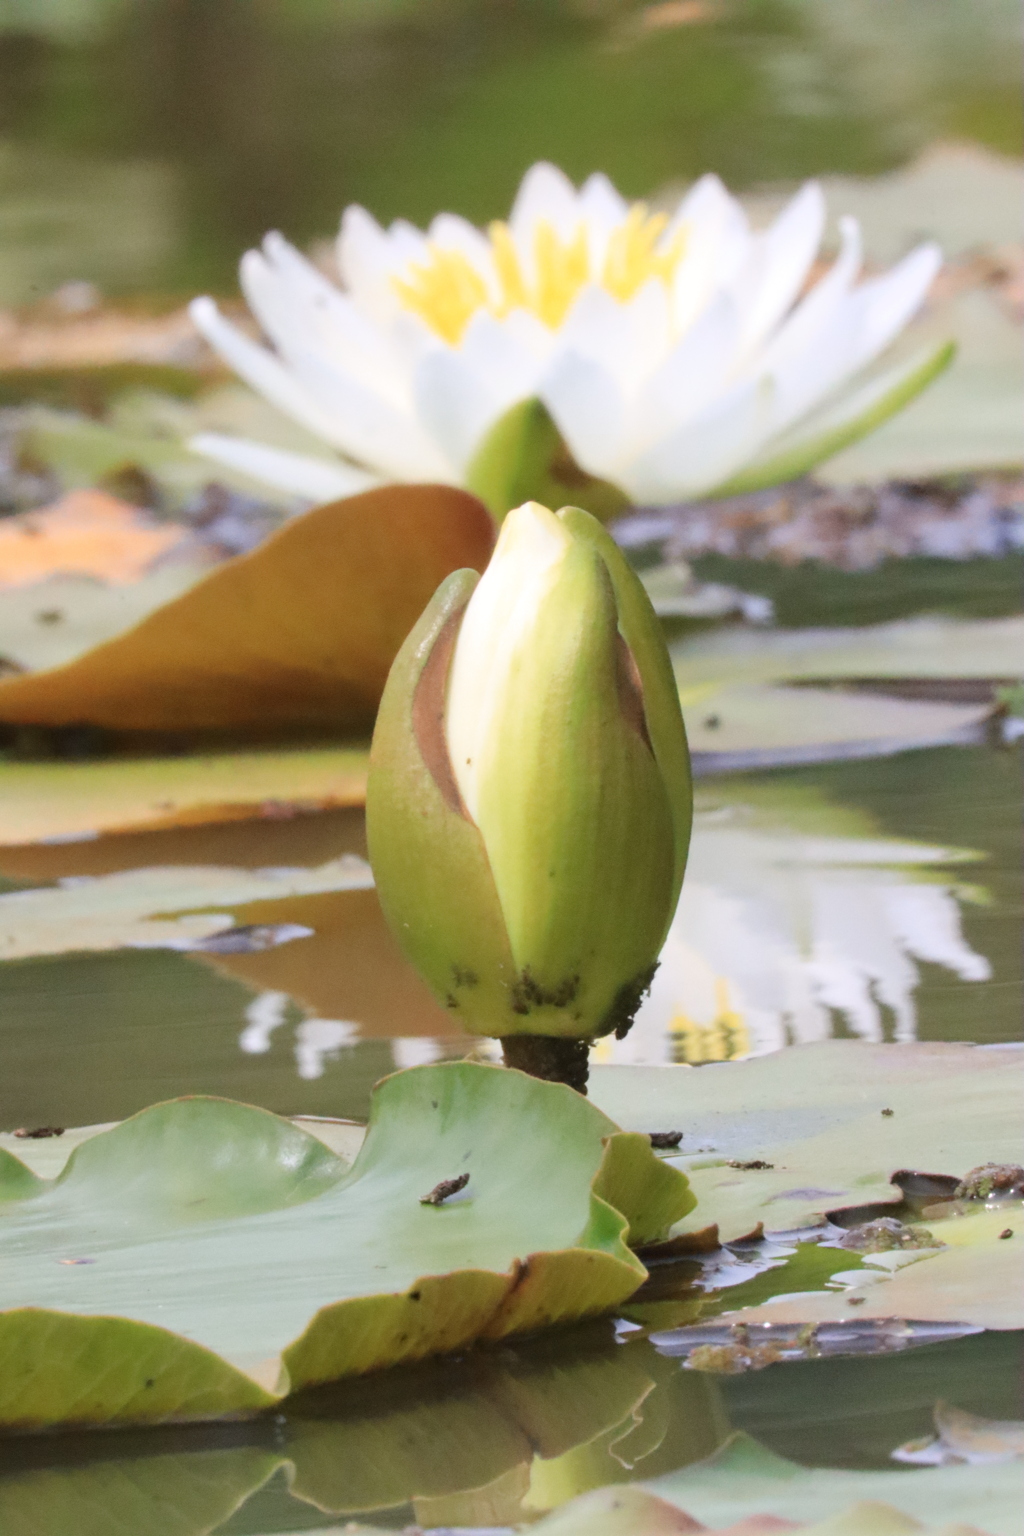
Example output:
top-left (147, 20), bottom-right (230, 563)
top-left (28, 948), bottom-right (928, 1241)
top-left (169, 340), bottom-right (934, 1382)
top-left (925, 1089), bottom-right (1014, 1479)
top-left (0, 484), bottom-right (494, 735)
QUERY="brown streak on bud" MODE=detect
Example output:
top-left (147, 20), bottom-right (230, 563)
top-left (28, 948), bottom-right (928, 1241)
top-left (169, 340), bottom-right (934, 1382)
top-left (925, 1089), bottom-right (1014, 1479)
top-left (615, 633), bottom-right (652, 752)
top-left (412, 603), bottom-right (470, 818)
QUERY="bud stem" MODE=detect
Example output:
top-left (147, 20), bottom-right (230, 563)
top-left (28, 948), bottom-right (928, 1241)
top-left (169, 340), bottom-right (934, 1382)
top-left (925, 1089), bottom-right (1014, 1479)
top-left (500, 1034), bottom-right (590, 1094)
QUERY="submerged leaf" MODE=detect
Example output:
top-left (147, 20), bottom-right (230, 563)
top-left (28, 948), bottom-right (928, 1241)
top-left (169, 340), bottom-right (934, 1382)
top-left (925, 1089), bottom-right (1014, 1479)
top-left (0, 491), bottom-right (189, 589)
top-left (0, 1063), bottom-right (693, 1430)
top-left (644, 1431), bottom-right (1019, 1532)
top-left (0, 484), bottom-right (494, 734)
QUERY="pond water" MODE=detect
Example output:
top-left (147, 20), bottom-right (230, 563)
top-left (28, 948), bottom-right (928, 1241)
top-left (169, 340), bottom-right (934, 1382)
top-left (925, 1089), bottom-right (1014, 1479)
top-left (0, 0), bottom-right (1020, 303)
top-left (0, 715), bottom-right (1019, 1522)
top-left (0, 741), bottom-right (1019, 1131)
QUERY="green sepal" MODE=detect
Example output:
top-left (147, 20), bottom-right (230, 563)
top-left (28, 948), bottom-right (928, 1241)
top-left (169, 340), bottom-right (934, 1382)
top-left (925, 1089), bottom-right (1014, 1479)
top-left (713, 341), bottom-right (956, 498)
top-left (557, 507), bottom-right (692, 922)
top-left (366, 569), bottom-right (520, 1035)
top-left (466, 397), bottom-right (631, 525)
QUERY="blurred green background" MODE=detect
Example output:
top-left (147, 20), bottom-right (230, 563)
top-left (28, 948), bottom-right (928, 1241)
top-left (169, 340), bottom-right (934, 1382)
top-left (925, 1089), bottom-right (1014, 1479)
top-left (0, 0), bottom-right (1020, 303)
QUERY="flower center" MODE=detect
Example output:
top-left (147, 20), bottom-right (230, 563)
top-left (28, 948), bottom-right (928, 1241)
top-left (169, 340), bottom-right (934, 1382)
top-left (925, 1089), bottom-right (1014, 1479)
top-left (391, 204), bottom-right (687, 344)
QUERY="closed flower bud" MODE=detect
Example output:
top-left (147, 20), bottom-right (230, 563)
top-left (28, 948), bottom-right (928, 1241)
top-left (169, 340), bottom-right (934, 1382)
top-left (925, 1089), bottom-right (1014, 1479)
top-left (367, 501), bottom-right (691, 1084)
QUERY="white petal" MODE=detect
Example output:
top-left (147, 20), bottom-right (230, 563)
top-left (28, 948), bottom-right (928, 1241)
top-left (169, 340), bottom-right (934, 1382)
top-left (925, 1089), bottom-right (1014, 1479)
top-left (242, 239), bottom-right (410, 407)
top-left (336, 204), bottom-right (399, 313)
top-left (188, 433), bottom-right (379, 502)
top-left (758, 216), bottom-right (863, 376)
top-left (623, 292), bottom-right (741, 452)
top-left (671, 175), bottom-right (750, 334)
top-left (281, 344), bottom-right (454, 481)
top-left (733, 181), bottom-right (826, 353)
top-left (617, 378), bottom-right (776, 504)
top-left (850, 242), bottom-right (942, 370)
top-left (459, 309), bottom-right (545, 400)
top-left (190, 297), bottom-right (359, 450)
top-left (337, 207), bottom-right (430, 320)
top-left (578, 171), bottom-right (629, 271)
top-left (509, 161), bottom-right (581, 240)
top-left (541, 351), bottom-right (627, 479)
top-left (412, 350), bottom-right (508, 476)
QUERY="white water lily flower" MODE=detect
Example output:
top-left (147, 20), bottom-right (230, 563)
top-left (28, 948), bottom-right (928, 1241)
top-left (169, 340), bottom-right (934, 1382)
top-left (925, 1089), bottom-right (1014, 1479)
top-left (190, 162), bottom-right (944, 510)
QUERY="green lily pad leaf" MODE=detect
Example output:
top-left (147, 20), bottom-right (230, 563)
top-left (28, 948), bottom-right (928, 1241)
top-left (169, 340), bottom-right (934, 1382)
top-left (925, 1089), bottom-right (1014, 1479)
top-left (713, 342), bottom-right (956, 498)
top-left (672, 615), bottom-right (1024, 693)
top-left (681, 683), bottom-right (990, 768)
top-left (671, 613), bottom-right (1022, 768)
top-left (0, 854), bottom-right (372, 958)
top-left (0, 1063), bottom-right (693, 1430)
top-left (465, 397), bottom-right (629, 524)
top-left (588, 1040), bottom-right (1024, 1329)
top-left (643, 1431), bottom-right (1021, 1532)
top-left (0, 745), bottom-right (369, 845)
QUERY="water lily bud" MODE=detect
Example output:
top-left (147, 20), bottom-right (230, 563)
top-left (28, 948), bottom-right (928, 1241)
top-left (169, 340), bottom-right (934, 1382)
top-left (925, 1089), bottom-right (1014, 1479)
top-left (367, 502), bottom-right (691, 1078)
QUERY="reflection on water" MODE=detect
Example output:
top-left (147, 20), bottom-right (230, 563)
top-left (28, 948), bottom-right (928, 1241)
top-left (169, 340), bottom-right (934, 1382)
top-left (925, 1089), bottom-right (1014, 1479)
top-left (0, 745), bottom-right (1018, 1129)
top-left (0, 1326), bottom-right (1017, 1535)
top-left (599, 811), bottom-right (991, 1067)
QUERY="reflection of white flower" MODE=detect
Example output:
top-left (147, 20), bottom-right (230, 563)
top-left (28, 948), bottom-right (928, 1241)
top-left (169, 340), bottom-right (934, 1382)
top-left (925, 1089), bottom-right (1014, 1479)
top-left (190, 162), bottom-right (941, 507)
top-left (596, 818), bottom-right (990, 1066)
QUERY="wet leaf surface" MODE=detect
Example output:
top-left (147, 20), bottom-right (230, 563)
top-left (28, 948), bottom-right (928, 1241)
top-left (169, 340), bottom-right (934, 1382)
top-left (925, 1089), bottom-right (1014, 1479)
top-left (0, 484), bottom-right (494, 735)
top-left (589, 1040), bottom-right (1024, 1329)
top-left (0, 1063), bottom-right (693, 1430)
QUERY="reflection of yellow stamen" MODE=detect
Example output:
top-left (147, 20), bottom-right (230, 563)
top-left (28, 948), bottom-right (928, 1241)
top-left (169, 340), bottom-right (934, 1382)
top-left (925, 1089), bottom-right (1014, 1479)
top-left (668, 978), bottom-right (749, 1065)
top-left (390, 203), bottom-right (688, 342)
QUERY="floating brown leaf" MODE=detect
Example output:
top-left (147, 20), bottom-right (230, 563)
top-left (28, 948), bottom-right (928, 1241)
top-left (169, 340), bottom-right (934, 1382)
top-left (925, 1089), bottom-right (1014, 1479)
top-left (0, 484), bottom-right (494, 734)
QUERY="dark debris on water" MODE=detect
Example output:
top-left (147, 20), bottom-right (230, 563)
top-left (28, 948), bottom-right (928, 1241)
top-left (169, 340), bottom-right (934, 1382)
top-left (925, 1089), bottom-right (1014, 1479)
top-left (614, 471), bottom-right (1024, 570)
top-left (649, 1318), bottom-right (981, 1374)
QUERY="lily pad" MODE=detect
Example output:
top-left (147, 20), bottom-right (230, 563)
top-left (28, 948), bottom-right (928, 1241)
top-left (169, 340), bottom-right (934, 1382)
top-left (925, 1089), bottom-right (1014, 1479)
top-left (0, 745), bottom-right (369, 845)
top-left (0, 1062), bottom-right (693, 1431)
top-left (0, 483), bottom-right (494, 734)
top-left (588, 1040), bottom-right (1024, 1328)
top-left (643, 1431), bottom-right (1021, 1533)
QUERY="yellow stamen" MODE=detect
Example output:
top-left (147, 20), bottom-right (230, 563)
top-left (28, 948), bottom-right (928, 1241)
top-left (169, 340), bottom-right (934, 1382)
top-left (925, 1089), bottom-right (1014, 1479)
top-left (531, 220), bottom-right (591, 329)
top-left (489, 221), bottom-right (529, 313)
top-left (390, 247), bottom-right (489, 346)
top-left (603, 204), bottom-right (687, 302)
top-left (390, 202), bottom-right (688, 343)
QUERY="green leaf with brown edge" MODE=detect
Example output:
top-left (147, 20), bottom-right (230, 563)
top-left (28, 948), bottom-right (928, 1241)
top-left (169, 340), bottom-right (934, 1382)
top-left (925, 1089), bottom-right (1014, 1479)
top-left (0, 484), bottom-right (495, 736)
top-left (0, 1062), bottom-right (693, 1431)
top-left (465, 397), bottom-right (630, 524)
